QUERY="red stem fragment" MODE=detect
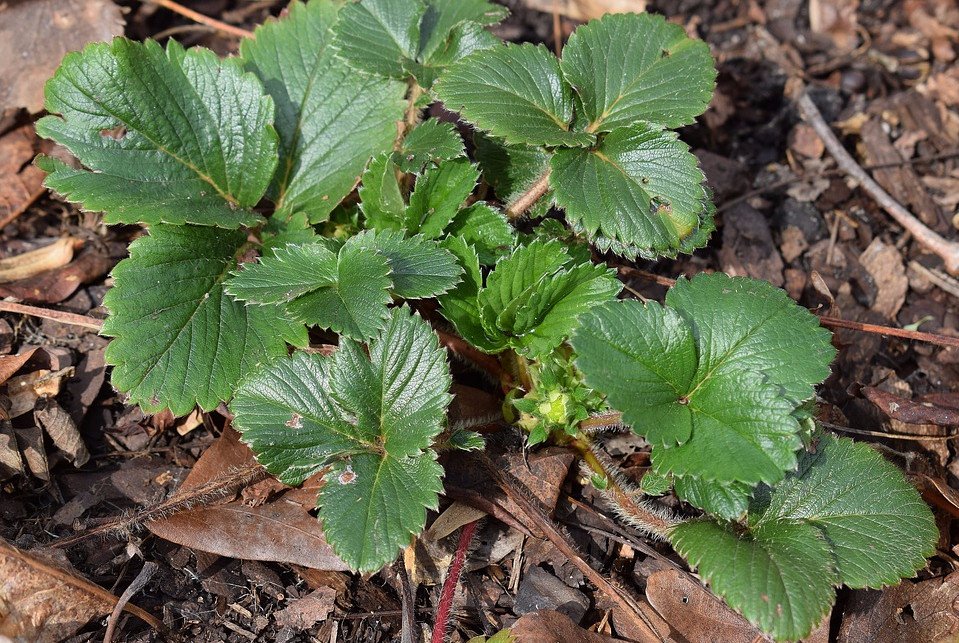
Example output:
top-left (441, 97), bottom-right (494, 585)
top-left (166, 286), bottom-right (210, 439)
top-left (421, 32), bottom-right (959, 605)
top-left (431, 520), bottom-right (479, 643)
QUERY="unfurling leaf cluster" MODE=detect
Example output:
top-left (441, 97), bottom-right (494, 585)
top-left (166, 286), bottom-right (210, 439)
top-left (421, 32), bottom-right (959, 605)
top-left (33, 1), bottom-right (939, 640)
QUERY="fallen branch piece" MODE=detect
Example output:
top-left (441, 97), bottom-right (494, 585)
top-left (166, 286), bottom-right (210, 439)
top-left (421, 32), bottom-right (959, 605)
top-left (797, 91), bottom-right (959, 274)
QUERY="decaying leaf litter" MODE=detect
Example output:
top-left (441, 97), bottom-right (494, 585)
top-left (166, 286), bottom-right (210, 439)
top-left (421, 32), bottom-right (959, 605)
top-left (2, 0), bottom-right (959, 641)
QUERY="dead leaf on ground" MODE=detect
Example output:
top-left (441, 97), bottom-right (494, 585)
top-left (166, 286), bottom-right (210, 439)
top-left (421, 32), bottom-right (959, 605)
top-left (0, 125), bottom-right (49, 228)
top-left (838, 572), bottom-right (959, 642)
top-left (146, 425), bottom-right (349, 571)
top-left (273, 586), bottom-right (336, 630)
top-left (858, 238), bottom-right (908, 319)
top-left (645, 568), bottom-right (769, 643)
top-left (0, 0), bottom-right (124, 113)
top-left (0, 537), bottom-right (154, 643)
top-left (808, 0), bottom-right (860, 52)
top-left (0, 237), bottom-right (75, 284)
top-left (511, 609), bottom-right (620, 643)
top-left (0, 244), bottom-right (115, 304)
top-left (519, 0), bottom-right (645, 22)
top-left (718, 203), bottom-right (785, 287)
top-left (863, 386), bottom-right (959, 426)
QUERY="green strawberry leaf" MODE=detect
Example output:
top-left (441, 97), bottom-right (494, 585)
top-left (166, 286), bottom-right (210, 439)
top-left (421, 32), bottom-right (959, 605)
top-left (231, 307), bottom-right (452, 572)
top-left (550, 123), bottom-right (711, 257)
top-left (670, 434), bottom-right (937, 640)
top-left (673, 477), bottom-right (753, 520)
top-left (226, 240), bottom-right (392, 341)
top-left (559, 12), bottom-right (716, 132)
top-left (446, 202), bottom-right (516, 265)
top-left (332, 0), bottom-right (424, 79)
top-left (360, 152), bottom-right (409, 231)
top-left (406, 158), bottom-right (480, 238)
top-left (417, 0), bottom-right (508, 61)
top-left (102, 226), bottom-right (304, 416)
top-left (36, 39), bottom-right (276, 228)
top-left (406, 20), bottom-right (501, 88)
top-left (435, 43), bottom-right (595, 147)
top-left (394, 119), bottom-right (465, 173)
top-left (347, 229), bottom-right (462, 299)
top-left (437, 237), bottom-right (508, 353)
top-left (572, 272), bottom-right (836, 485)
top-left (241, 0), bottom-right (405, 223)
top-left (670, 518), bottom-right (835, 642)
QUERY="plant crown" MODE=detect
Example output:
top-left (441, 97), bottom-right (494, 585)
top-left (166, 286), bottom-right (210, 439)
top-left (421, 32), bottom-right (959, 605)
top-left (35, 0), bottom-right (937, 638)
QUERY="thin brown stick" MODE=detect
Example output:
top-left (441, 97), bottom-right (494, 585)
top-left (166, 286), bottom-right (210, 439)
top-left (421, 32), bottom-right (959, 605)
top-left (0, 300), bottom-right (103, 330)
top-left (143, 0), bottom-right (253, 39)
top-left (797, 91), bottom-right (959, 274)
top-left (618, 266), bottom-right (959, 349)
top-left (103, 562), bottom-right (158, 643)
top-left (506, 169), bottom-right (551, 220)
top-left (551, 0), bottom-right (563, 55)
top-left (478, 453), bottom-right (665, 642)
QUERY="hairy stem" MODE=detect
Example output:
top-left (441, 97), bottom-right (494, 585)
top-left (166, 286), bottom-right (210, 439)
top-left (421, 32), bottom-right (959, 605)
top-left (505, 168), bottom-right (552, 220)
top-left (431, 520), bottom-right (479, 643)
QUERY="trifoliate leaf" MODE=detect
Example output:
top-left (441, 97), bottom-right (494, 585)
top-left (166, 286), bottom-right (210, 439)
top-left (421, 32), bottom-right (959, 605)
top-left (437, 236), bottom-right (508, 353)
top-left (559, 13), bottom-right (716, 132)
top-left (670, 434), bottom-right (937, 641)
top-left (332, 0), bottom-right (423, 79)
top-left (241, 0), bottom-right (405, 223)
top-left (406, 158), bottom-right (479, 238)
top-left (360, 153), bottom-right (409, 231)
top-left (394, 119), bottom-right (465, 173)
top-left (231, 307), bottom-right (452, 572)
top-left (226, 241), bottom-right (391, 340)
top-left (417, 0), bottom-right (508, 61)
top-left (447, 202), bottom-right (516, 265)
top-left (670, 519), bottom-right (835, 641)
top-left (550, 123), bottom-right (710, 256)
top-left (756, 434), bottom-right (937, 589)
top-left (572, 272), bottom-right (836, 486)
top-left (36, 39), bottom-right (276, 228)
top-left (348, 229), bottom-right (462, 299)
top-left (473, 134), bottom-right (553, 217)
top-left (435, 43), bottom-right (595, 147)
top-left (102, 226), bottom-right (304, 416)
top-left (674, 477), bottom-right (753, 520)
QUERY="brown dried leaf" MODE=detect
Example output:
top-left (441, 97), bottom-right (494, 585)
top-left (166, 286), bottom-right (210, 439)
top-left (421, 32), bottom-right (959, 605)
top-left (0, 0), bottom-right (124, 113)
top-left (0, 538), bottom-right (117, 642)
top-left (645, 568), bottom-right (766, 643)
top-left (519, 0), bottom-right (646, 21)
top-left (808, 0), bottom-right (860, 52)
top-left (147, 426), bottom-right (349, 571)
top-left (0, 244), bottom-right (115, 304)
top-left (0, 237), bottom-right (74, 284)
top-left (510, 610), bottom-right (619, 642)
top-left (858, 238), bottom-right (908, 319)
top-left (5, 367), bottom-right (73, 419)
top-left (274, 587), bottom-right (336, 630)
top-left (0, 347), bottom-right (38, 388)
top-left (863, 386), bottom-right (959, 426)
top-left (35, 398), bottom-right (89, 467)
top-left (0, 125), bottom-right (48, 227)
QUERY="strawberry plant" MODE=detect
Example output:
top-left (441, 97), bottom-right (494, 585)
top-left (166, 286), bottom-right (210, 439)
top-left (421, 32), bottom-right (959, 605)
top-left (34, 0), bottom-right (937, 640)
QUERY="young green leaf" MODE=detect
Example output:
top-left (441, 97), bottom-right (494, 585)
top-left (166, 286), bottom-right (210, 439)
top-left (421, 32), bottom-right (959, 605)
top-left (360, 153), bottom-right (409, 230)
top-left (332, 0), bottom-right (423, 79)
top-left (102, 226), bottom-right (305, 416)
top-left (347, 229), bottom-right (462, 299)
top-left (406, 158), bottom-right (480, 238)
top-left (394, 119), bottom-right (466, 173)
top-left (550, 123), bottom-right (711, 256)
top-left (435, 43), bottom-right (595, 147)
top-left (231, 307), bottom-right (452, 572)
top-left (36, 39), bottom-right (277, 228)
top-left (407, 21), bottom-right (500, 89)
top-left (437, 237), bottom-right (508, 353)
top-left (670, 434), bottom-right (937, 640)
top-left (572, 273), bottom-right (836, 485)
top-left (241, 0), bottom-right (405, 223)
top-left (227, 241), bottom-right (392, 341)
top-left (559, 12), bottom-right (716, 132)
top-left (443, 240), bottom-right (620, 356)
top-left (673, 477), bottom-right (753, 521)
top-left (447, 202), bottom-right (516, 265)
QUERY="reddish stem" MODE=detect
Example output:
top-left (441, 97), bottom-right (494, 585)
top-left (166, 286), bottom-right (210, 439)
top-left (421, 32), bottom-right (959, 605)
top-left (431, 520), bottom-right (479, 643)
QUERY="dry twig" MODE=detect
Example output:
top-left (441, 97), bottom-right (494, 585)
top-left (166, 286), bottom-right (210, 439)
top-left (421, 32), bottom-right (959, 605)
top-left (797, 91), bottom-right (959, 274)
top-left (142, 0), bottom-right (253, 39)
